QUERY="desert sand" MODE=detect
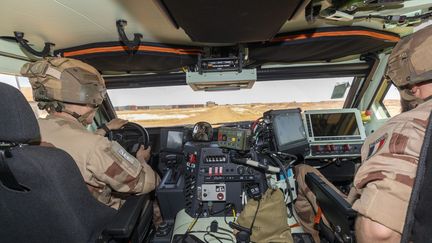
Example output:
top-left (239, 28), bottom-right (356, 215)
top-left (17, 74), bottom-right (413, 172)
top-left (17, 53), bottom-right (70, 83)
top-left (117, 100), bottom-right (402, 128)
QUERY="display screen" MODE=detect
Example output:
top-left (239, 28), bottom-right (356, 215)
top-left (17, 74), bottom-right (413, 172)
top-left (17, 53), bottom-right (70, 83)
top-left (310, 113), bottom-right (360, 137)
top-left (273, 112), bottom-right (307, 148)
top-left (166, 131), bottom-right (184, 151)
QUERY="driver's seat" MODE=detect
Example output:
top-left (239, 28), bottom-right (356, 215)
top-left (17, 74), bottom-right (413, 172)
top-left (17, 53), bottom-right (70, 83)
top-left (0, 83), bottom-right (151, 243)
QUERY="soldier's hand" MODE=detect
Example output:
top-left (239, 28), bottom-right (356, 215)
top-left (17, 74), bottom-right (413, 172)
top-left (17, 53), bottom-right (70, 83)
top-left (136, 145), bottom-right (151, 164)
top-left (106, 118), bottom-right (128, 130)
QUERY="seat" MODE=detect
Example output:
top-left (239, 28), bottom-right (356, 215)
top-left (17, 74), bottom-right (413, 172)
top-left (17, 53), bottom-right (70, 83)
top-left (305, 173), bottom-right (357, 243)
top-left (0, 83), bottom-right (152, 243)
top-left (402, 113), bottom-right (432, 243)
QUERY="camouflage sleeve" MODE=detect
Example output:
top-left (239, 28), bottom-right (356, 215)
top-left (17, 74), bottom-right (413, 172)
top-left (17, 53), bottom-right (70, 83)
top-left (352, 120), bottom-right (424, 233)
top-left (86, 136), bottom-right (160, 194)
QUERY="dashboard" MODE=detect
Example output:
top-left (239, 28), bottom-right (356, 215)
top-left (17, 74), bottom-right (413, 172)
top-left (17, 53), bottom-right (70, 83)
top-left (124, 108), bottom-right (366, 242)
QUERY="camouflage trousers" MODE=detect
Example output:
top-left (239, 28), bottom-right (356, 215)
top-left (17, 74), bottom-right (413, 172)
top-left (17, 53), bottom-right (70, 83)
top-left (153, 201), bottom-right (163, 227)
top-left (294, 164), bottom-right (349, 243)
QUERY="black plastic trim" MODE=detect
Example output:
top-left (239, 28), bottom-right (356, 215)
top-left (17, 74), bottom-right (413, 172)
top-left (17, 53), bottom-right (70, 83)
top-left (105, 63), bottom-right (371, 89)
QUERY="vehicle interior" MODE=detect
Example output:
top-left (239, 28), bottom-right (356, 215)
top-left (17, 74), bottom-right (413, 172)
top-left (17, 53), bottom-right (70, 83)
top-left (1, 0), bottom-right (432, 242)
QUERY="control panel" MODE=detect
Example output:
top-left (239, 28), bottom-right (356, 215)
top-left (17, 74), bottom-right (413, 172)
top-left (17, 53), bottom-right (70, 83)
top-left (307, 142), bottom-right (363, 158)
top-left (183, 142), bottom-right (266, 218)
top-left (217, 127), bottom-right (251, 151)
top-left (200, 184), bottom-right (226, 201)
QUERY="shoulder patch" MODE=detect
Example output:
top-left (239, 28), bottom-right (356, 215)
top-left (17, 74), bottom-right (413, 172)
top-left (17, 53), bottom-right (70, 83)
top-left (367, 133), bottom-right (388, 159)
top-left (109, 141), bottom-right (142, 177)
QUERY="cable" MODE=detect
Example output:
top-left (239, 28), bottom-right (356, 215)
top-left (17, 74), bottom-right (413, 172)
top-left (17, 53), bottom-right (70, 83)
top-left (185, 204), bottom-right (203, 240)
top-left (210, 203), bottom-right (233, 216)
top-left (251, 117), bottom-right (263, 133)
top-left (249, 200), bottom-right (261, 233)
top-left (269, 153), bottom-right (295, 218)
top-left (205, 225), bottom-right (236, 243)
top-left (312, 158), bottom-right (338, 170)
top-left (224, 204), bottom-right (235, 226)
top-left (187, 217), bottom-right (199, 232)
top-left (204, 232), bottom-right (235, 243)
top-left (353, 12), bottom-right (432, 22)
top-left (204, 233), bottom-right (224, 243)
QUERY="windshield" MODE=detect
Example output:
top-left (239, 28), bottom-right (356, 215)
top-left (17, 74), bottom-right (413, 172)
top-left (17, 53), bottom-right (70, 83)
top-left (108, 77), bottom-right (360, 127)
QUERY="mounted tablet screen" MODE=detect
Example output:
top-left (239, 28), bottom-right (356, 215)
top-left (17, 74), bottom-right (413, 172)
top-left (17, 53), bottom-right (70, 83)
top-left (310, 113), bottom-right (360, 137)
top-left (304, 109), bottom-right (366, 143)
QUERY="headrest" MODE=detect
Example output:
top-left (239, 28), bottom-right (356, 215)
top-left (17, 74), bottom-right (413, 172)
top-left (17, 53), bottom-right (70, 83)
top-left (0, 83), bottom-right (40, 144)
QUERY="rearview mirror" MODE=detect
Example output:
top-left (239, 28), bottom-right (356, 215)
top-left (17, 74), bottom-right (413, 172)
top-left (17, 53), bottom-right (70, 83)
top-left (331, 82), bottom-right (350, 99)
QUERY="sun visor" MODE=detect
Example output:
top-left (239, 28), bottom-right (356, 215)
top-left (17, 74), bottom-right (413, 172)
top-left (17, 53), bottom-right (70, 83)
top-left (156, 0), bottom-right (305, 43)
top-left (54, 42), bottom-right (203, 73)
top-left (249, 27), bottom-right (400, 63)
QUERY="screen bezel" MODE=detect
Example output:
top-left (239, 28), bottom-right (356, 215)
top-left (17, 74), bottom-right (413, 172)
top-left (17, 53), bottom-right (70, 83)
top-left (160, 128), bottom-right (185, 153)
top-left (304, 109), bottom-right (366, 143)
top-left (267, 109), bottom-right (309, 155)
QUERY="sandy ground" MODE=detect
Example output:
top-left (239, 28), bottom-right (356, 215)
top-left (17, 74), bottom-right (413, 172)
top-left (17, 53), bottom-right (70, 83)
top-left (117, 100), bottom-right (402, 128)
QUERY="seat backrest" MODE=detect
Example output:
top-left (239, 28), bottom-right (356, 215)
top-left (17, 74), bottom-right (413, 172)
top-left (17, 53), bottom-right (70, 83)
top-left (305, 172), bottom-right (357, 242)
top-left (0, 83), bottom-right (116, 243)
top-left (402, 113), bottom-right (432, 243)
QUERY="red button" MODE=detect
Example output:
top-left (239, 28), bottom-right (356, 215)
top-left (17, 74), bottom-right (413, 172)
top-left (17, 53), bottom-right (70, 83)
top-left (189, 154), bottom-right (197, 163)
top-left (217, 193), bottom-right (224, 200)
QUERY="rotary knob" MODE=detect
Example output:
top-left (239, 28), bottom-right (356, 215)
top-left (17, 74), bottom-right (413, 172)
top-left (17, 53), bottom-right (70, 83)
top-left (237, 166), bottom-right (245, 175)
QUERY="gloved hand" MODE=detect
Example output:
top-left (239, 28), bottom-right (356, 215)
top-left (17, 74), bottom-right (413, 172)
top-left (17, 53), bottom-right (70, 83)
top-left (106, 118), bottom-right (128, 130)
top-left (136, 145), bottom-right (152, 163)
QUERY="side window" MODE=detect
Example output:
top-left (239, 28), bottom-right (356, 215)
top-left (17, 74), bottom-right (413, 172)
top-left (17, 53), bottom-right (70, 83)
top-left (371, 80), bottom-right (401, 119)
top-left (0, 73), bottom-right (47, 119)
top-left (381, 84), bottom-right (401, 117)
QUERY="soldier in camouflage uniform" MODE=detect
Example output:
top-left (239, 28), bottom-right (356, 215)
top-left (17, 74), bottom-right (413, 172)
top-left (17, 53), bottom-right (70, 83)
top-left (294, 25), bottom-right (432, 243)
top-left (21, 57), bottom-right (161, 223)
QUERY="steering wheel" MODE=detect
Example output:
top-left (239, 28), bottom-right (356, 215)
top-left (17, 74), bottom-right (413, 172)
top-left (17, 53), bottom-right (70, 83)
top-left (107, 122), bottom-right (150, 156)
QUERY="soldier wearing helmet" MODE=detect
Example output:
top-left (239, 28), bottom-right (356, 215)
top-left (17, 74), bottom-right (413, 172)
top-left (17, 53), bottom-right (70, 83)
top-left (21, 58), bottom-right (161, 221)
top-left (294, 25), bottom-right (432, 243)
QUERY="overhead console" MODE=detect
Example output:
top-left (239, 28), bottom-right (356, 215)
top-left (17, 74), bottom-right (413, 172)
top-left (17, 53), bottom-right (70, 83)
top-left (155, 0), bottom-right (305, 43)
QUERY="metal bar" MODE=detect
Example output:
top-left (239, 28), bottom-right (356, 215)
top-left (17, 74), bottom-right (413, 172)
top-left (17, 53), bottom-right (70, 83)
top-left (0, 51), bottom-right (32, 62)
top-left (105, 63), bottom-right (371, 89)
top-left (352, 55), bottom-right (380, 108)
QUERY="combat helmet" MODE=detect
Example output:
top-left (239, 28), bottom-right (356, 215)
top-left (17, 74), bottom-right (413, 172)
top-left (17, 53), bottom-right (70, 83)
top-left (386, 25), bottom-right (432, 100)
top-left (21, 57), bottom-right (106, 124)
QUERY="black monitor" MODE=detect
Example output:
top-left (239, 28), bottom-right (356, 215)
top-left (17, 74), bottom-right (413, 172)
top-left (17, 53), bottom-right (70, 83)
top-left (264, 108), bottom-right (309, 156)
top-left (160, 128), bottom-right (185, 153)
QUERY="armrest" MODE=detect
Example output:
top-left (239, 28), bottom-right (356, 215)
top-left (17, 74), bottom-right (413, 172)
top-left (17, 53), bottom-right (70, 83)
top-left (102, 194), bottom-right (151, 238)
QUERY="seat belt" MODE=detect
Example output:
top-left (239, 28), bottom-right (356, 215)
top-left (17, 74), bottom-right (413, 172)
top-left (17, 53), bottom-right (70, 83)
top-left (0, 149), bottom-right (27, 191)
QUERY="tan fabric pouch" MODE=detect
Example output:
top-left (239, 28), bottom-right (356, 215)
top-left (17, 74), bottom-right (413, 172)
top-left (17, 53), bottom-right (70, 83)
top-left (237, 189), bottom-right (293, 243)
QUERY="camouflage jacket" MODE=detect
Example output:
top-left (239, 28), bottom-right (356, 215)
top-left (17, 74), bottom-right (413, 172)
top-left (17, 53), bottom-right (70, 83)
top-left (352, 99), bottom-right (432, 233)
top-left (38, 114), bottom-right (159, 209)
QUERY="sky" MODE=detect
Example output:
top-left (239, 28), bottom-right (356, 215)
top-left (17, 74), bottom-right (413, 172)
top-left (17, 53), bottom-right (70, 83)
top-left (0, 74), bottom-right (401, 107)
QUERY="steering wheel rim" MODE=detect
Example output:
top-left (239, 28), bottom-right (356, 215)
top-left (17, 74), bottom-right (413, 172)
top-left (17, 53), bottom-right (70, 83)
top-left (107, 122), bottom-right (150, 155)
